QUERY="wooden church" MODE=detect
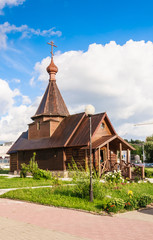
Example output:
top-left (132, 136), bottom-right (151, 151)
top-left (8, 42), bottom-right (135, 177)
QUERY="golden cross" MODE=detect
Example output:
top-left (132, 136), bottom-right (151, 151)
top-left (47, 41), bottom-right (57, 57)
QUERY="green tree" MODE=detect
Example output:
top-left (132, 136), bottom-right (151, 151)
top-left (125, 139), bottom-right (143, 161)
top-left (144, 135), bottom-right (153, 163)
top-left (131, 144), bottom-right (143, 160)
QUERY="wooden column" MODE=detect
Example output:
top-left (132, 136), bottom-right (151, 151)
top-left (127, 149), bottom-right (130, 164)
top-left (128, 166), bottom-right (132, 179)
top-left (119, 143), bottom-right (122, 170)
top-left (85, 149), bottom-right (88, 171)
top-left (63, 149), bottom-right (66, 171)
top-left (141, 165), bottom-right (145, 179)
top-left (107, 143), bottom-right (109, 170)
top-left (98, 147), bottom-right (101, 176)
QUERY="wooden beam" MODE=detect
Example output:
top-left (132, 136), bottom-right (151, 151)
top-left (141, 165), bottom-right (145, 179)
top-left (127, 149), bottom-right (130, 164)
top-left (85, 149), bottom-right (88, 171)
top-left (107, 142), bottom-right (109, 170)
top-left (119, 143), bottom-right (122, 170)
top-left (128, 166), bottom-right (132, 179)
top-left (63, 149), bottom-right (66, 171)
top-left (98, 148), bottom-right (100, 176)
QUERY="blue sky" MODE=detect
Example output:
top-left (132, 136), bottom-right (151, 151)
top-left (1, 0), bottom-right (153, 141)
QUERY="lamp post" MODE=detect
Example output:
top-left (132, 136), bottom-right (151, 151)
top-left (85, 104), bottom-right (95, 202)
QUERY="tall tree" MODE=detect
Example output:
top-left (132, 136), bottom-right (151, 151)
top-left (144, 135), bottom-right (153, 163)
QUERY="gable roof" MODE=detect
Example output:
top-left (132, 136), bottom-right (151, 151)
top-left (8, 111), bottom-right (133, 153)
top-left (8, 113), bottom-right (85, 153)
top-left (90, 135), bottom-right (135, 150)
top-left (67, 113), bottom-right (105, 147)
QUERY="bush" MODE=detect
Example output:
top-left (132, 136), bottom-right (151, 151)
top-left (33, 169), bottom-right (52, 180)
top-left (20, 163), bottom-right (29, 178)
top-left (105, 198), bottom-right (125, 213)
top-left (29, 152), bottom-right (38, 175)
top-left (138, 194), bottom-right (153, 207)
top-left (104, 170), bottom-right (124, 184)
top-left (124, 197), bottom-right (138, 210)
top-left (145, 169), bottom-right (153, 178)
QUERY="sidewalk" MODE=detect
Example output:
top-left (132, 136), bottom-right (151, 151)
top-left (0, 198), bottom-right (153, 240)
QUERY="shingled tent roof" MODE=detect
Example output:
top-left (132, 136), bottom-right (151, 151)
top-left (32, 57), bottom-right (69, 119)
top-left (32, 81), bottom-right (69, 119)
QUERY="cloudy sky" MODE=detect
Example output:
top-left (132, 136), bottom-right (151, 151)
top-left (1, 0), bottom-right (153, 142)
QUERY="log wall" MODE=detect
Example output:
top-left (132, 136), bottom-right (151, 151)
top-left (17, 149), bottom-right (64, 171)
top-left (10, 153), bottom-right (18, 172)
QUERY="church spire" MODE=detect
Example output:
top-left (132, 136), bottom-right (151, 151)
top-left (46, 41), bottom-right (58, 81)
top-left (32, 41), bottom-right (69, 120)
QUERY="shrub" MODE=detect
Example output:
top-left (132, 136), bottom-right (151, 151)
top-left (33, 169), bottom-right (52, 180)
top-left (20, 163), bottom-right (29, 178)
top-left (137, 194), bottom-right (153, 207)
top-left (105, 198), bottom-right (125, 213)
top-left (145, 169), bottom-right (153, 178)
top-left (104, 170), bottom-right (124, 184)
top-left (124, 197), bottom-right (138, 210)
top-left (28, 152), bottom-right (38, 175)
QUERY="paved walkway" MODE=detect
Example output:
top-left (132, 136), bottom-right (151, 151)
top-left (0, 198), bottom-right (153, 240)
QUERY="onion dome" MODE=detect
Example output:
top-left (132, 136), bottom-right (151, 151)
top-left (47, 57), bottom-right (58, 74)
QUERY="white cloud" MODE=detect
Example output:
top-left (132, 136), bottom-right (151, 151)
top-left (0, 22), bottom-right (62, 49)
top-left (0, 78), bottom-right (40, 142)
top-left (0, 79), bottom-right (20, 115)
top-left (34, 40), bottom-right (153, 140)
top-left (0, 0), bottom-right (25, 14)
top-left (22, 95), bottom-right (31, 105)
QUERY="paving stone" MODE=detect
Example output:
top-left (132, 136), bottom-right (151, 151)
top-left (0, 198), bottom-right (153, 240)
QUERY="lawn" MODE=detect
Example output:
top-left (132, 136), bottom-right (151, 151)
top-left (1, 182), bottom-right (153, 214)
top-left (0, 176), bottom-right (62, 189)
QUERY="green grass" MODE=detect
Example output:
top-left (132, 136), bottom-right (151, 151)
top-left (0, 187), bottom-right (101, 213)
top-left (1, 182), bottom-right (153, 214)
top-left (0, 176), bottom-right (59, 189)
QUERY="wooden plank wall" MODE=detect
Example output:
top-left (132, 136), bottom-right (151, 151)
top-left (10, 153), bottom-right (18, 172)
top-left (18, 149), bottom-right (64, 171)
top-left (65, 148), bottom-right (86, 169)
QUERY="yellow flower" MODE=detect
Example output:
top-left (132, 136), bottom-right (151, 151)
top-left (128, 190), bottom-right (133, 198)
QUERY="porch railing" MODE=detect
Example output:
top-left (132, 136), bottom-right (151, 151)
top-left (100, 160), bottom-right (145, 180)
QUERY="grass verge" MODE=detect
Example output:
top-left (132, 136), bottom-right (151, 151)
top-left (0, 176), bottom-right (70, 189)
top-left (1, 182), bottom-right (153, 214)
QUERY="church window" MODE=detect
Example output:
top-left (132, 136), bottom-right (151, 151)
top-left (101, 123), bottom-right (105, 129)
top-left (37, 121), bottom-right (41, 130)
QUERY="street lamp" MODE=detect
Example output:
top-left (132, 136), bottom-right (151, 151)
top-left (85, 104), bottom-right (95, 202)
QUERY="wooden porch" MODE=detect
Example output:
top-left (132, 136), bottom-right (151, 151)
top-left (92, 135), bottom-right (145, 180)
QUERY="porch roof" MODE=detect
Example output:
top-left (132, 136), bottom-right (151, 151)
top-left (83, 135), bottom-right (135, 151)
